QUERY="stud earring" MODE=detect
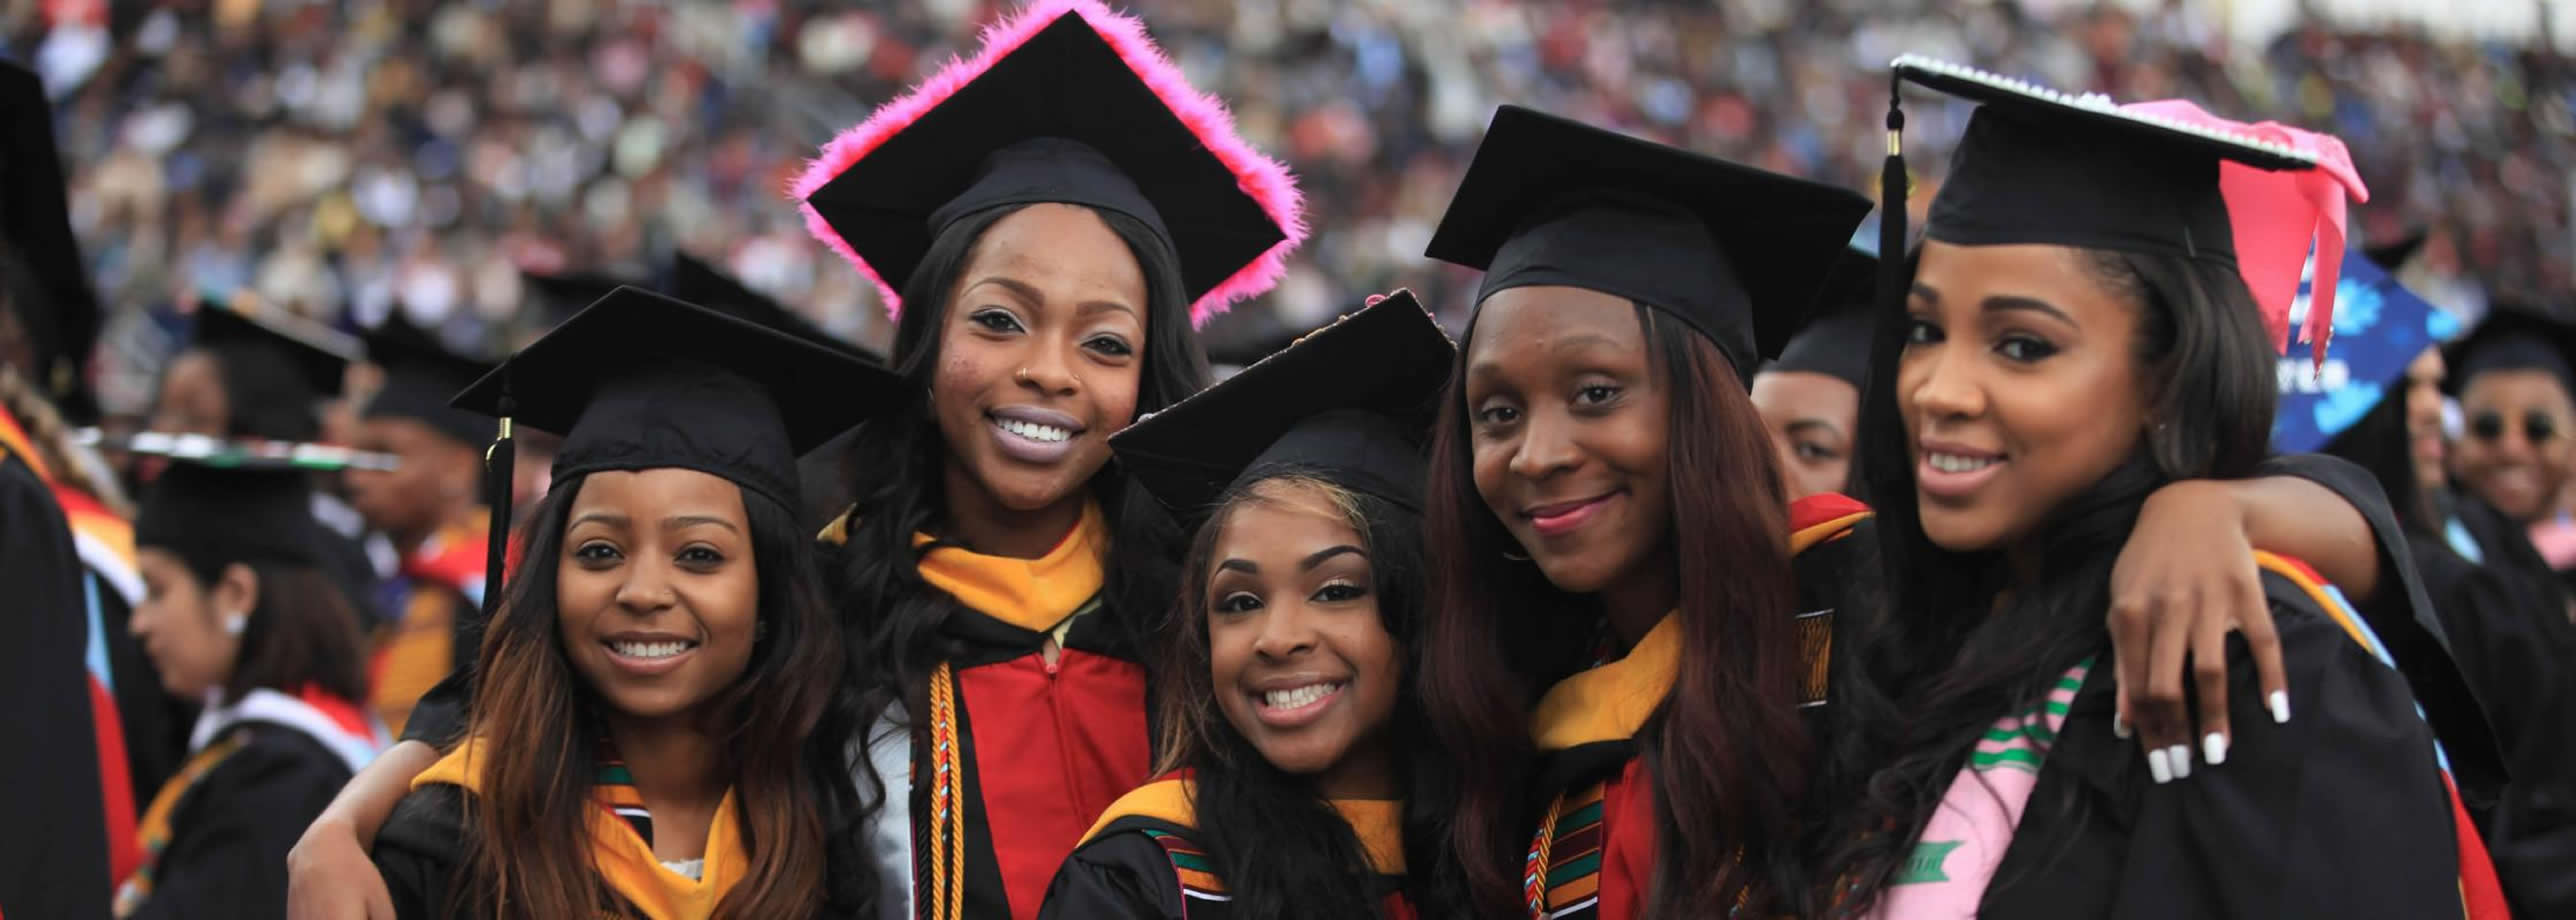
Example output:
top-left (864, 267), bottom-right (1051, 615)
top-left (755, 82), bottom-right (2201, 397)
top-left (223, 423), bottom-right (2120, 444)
top-left (220, 610), bottom-right (248, 636)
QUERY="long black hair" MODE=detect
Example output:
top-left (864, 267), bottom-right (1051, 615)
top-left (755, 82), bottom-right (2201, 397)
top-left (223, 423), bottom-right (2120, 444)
top-left (1420, 303), bottom-right (1808, 917)
top-left (830, 200), bottom-right (1210, 815)
top-left (462, 471), bottom-right (863, 918)
top-left (1159, 473), bottom-right (1464, 920)
top-left (1803, 248), bottom-right (2276, 914)
top-left (2322, 385), bottom-right (2437, 535)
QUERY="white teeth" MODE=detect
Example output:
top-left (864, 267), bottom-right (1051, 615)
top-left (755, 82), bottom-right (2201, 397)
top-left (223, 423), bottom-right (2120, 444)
top-left (1927, 452), bottom-right (1999, 474)
top-left (1260, 682), bottom-right (1342, 710)
top-left (998, 418), bottom-right (1071, 443)
top-left (611, 640), bottom-right (694, 659)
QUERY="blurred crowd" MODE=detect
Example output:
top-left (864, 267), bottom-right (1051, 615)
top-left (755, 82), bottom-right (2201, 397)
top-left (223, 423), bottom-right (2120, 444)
top-left (22, 0), bottom-right (2573, 404)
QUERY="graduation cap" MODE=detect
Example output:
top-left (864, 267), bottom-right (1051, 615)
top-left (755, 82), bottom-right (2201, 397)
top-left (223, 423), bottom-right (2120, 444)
top-left (793, 0), bottom-right (1304, 327)
top-left (0, 59), bottom-right (102, 422)
top-left (2442, 305), bottom-right (2576, 398)
top-left (451, 286), bottom-right (897, 522)
top-left (1112, 290), bottom-right (1454, 517)
top-left (2273, 250), bottom-right (2464, 454)
top-left (190, 296), bottom-right (362, 398)
top-left (131, 444), bottom-right (348, 576)
top-left (2365, 229), bottom-right (2429, 273)
top-left (99, 430), bottom-right (399, 472)
top-left (1878, 57), bottom-right (2367, 363)
top-left (1423, 105), bottom-right (1873, 383)
top-left (669, 254), bottom-right (878, 363)
top-left (522, 269), bottom-right (630, 323)
top-left (1764, 247), bottom-right (1880, 391)
top-left (361, 314), bottom-right (496, 447)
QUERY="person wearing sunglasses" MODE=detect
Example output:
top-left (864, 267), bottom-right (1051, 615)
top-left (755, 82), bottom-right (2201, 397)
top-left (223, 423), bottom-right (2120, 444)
top-left (2444, 307), bottom-right (2576, 596)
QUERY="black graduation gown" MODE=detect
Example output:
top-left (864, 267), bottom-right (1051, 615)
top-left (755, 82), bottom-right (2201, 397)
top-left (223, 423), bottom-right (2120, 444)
top-left (120, 723), bottom-right (357, 920)
top-left (0, 454), bottom-right (112, 920)
top-left (1038, 776), bottom-right (1415, 920)
top-left (1042, 827), bottom-right (1414, 920)
top-left (1976, 557), bottom-right (2491, 919)
top-left (2256, 454), bottom-right (2507, 800)
top-left (2413, 538), bottom-right (2576, 916)
top-left (373, 783), bottom-right (472, 920)
top-left (1521, 494), bottom-right (1869, 920)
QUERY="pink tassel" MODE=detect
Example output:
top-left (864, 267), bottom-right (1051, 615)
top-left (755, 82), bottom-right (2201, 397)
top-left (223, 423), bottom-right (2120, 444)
top-left (791, 0), bottom-right (1306, 327)
top-left (2121, 100), bottom-right (2368, 369)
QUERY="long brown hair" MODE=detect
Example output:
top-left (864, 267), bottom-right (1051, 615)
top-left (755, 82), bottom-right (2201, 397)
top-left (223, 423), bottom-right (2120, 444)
top-left (1149, 473), bottom-right (1463, 918)
top-left (1419, 302), bottom-right (1809, 917)
top-left (460, 471), bottom-right (846, 918)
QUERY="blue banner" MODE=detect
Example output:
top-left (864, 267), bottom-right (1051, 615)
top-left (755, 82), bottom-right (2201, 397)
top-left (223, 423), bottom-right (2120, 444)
top-left (2272, 251), bottom-right (2461, 454)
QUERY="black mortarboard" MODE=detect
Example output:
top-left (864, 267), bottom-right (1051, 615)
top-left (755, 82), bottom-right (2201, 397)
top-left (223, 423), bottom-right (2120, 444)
top-left (450, 287), bottom-right (897, 513)
top-left (2366, 229), bottom-right (2429, 273)
top-left (1765, 247), bottom-right (1879, 391)
top-left (1112, 291), bottom-right (1454, 517)
top-left (522, 269), bottom-right (630, 323)
top-left (0, 59), bottom-right (102, 422)
top-left (360, 314), bottom-right (496, 447)
top-left (669, 254), bottom-right (879, 363)
top-left (1904, 66), bottom-right (2308, 267)
top-left (133, 451), bottom-right (335, 575)
top-left (1423, 105), bottom-right (1872, 383)
top-left (1878, 57), bottom-right (2356, 359)
top-left (794, 0), bottom-right (1304, 325)
top-left (2443, 305), bottom-right (2576, 398)
top-left (191, 296), bottom-right (361, 397)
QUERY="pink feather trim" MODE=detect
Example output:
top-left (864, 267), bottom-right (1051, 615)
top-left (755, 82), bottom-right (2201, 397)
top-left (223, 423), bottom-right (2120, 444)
top-left (790, 0), bottom-right (1306, 327)
top-left (2121, 100), bottom-right (2369, 369)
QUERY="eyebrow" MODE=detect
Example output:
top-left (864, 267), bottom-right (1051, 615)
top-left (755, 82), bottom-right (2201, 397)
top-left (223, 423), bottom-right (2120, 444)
top-left (1301, 545), bottom-right (1365, 570)
top-left (1465, 333), bottom-right (1634, 380)
top-left (1213, 544), bottom-right (1367, 576)
top-left (570, 512), bottom-right (740, 534)
top-left (1785, 418), bottom-right (1845, 438)
top-left (970, 276), bottom-right (1137, 320)
top-left (1981, 295), bottom-right (2076, 325)
top-left (1910, 283), bottom-right (2076, 325)
top-left (570, 511), bottom-right (626, 529)
top-left (665, 515), bottom-right (741, 534)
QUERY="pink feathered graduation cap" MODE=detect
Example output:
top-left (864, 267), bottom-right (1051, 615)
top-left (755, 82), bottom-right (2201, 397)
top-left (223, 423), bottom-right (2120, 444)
top-left (793, 0), bottom-right (1305, 328)
top-left (2121, 99), bottom-right (2369, 367)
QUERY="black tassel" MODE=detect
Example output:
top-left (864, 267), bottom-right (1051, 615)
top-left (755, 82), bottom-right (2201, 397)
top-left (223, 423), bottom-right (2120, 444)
top-left (1879, 73), bottom-right (1908, 321)
top-left (480, 387), bottom-right (515, 620)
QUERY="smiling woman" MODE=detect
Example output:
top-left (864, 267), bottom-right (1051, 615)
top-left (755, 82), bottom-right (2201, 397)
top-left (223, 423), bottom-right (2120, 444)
top-left (1803, 60), bottom-right (2506, 919)
top-left (790, 3), bottom-right (1304, 917)
top-left (1416, 105), bottom-right (1875, 920)
top-left (1043, 293), bottom-right (1461, 920)
top-left (364, 289), bottom-right (889, 920)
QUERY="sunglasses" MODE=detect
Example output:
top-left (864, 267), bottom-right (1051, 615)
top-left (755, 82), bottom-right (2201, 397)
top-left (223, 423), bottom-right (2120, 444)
top-left (2470, 409), bottom-right (2560, 444)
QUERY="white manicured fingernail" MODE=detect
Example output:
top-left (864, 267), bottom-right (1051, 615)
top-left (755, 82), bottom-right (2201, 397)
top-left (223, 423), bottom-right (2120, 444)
top-left (2147, 747), bottom-right (2173, 784)
top-left (2113, 712), bottom-right (2131, 739)
top-left (2269, 690), bottom-right (2291, 724)
top-left (2168, 744), bottom-right (2193, 779)
top-left (2204, 732), bottom-right (2229, 766)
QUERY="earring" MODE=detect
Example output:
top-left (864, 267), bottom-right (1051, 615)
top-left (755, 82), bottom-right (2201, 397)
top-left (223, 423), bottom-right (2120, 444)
top-left (220, 610), bottom-right (247, 636)
top-left (1501, 547), bottom-right (1531, 562)
top-left (755, 620), bottom-right (768, 642)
